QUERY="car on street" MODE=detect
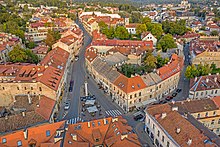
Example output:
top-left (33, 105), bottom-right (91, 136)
top-left (159, 100), bottom-right (167, 104)
top-left (75, 55), bottom-right (79, 61)
top-left (165, 96), bottom-right (173, 101)
top-left (64, 102), bottom-right (70, 110)
top-left (133, 111), bottom-right (144, 121)
top-left (176, 88), bottom-right (182, 93)
top-left (172, 92), bottom-right (177, 97)
top-left (69, 80), bottom-right (74, 92)
top-left (80, 97), bottom-right (86, 101)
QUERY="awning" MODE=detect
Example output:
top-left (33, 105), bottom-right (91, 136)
top-left (142, 98), bottom-right (157, 106)
top-left (87, 106), bottom-right (98, 113)
top-left (85, 100), bottom-right (95, 105)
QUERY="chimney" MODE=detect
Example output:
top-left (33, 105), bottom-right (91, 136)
top-left (208, 73), bottom-right (211, 76)
top-left (161, 113), bottom-right (167, 119)
top-left (112, 117), bottom-right (118, 122)
top-left (217, 73), bottom-right (219, 76)
top-left (172, 107), bottom-right (178, 111)
top-left (194, 77), bottom-right (197, 82)
top-left (22, 111), bottom-right (26, 117)
top-left (187, 139), bottom-right (192, 146)
top-left (104, 118), bottom-right (107, 125)
top-left (28, 94), bottom-right (31, 104)
top-left (206, 78), bottom-right (209, 83)
top-left (88, 122), bottom-right (90, 128)
top-left (176, 128), bottom-right (181, 134)
top-left (121, 134), bottom-right (128, 140)
top-left (214, 77), bottom-right (217, 82)
top-left (71, 134), bottom-right (77, 141)
top-left (23, 129), bottom-right (28, 140)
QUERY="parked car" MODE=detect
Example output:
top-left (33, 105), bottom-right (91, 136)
top-left (159, 100), bottom-right (167, 104)
top-left (176, 88), bottom-right (182, 93)
top-left (172, 92), bottom-right (177, 97)
top-left (75, 55), bottom-right (79, 61)
top-left (64, 102), bottom-right (70, 110)
top-left (165, 96), bottom-right (173, 101)
top-left (134, 114), bottom-right (144, 121)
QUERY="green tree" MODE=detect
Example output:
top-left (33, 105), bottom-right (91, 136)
top-left (156, 55), bottom-right (169, 68)
top-left (150, 23), bottom-right (163, 39)
top-left (185, 65), bottom-right (193, 79)
top-left (45, 29), bottom-right (61, 48)
top-left (8, 45), bottom-right (28, 63)
top-left (141, 17), bottom-right (151, 24)
top-left (136, 24), bottom-right (147, 36)
top-left (157, 34), bottom-right (177, 52)
top-left (130, 12), bottom-right (143, 23)
top-left (144, 54), bottom-right (157, 69)
top-left (114, 26), bottom-right (129, 40)
top-left (26, 41), bottom-right (36, 49)
top-left (210, 30), bottom-right (219, 36)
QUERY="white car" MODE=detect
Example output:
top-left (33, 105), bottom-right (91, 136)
top-left (64, 102), bottom-right (70, 110)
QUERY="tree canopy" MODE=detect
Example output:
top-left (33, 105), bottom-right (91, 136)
top-left (45, 29), bottom-right (61, 48)
top-left (156, 34), bottom-right (177, 52)
top-left (136, 24), bottom-right (147, 36)
top-left (162, 20), bottom-right (187, 36)
top-left (8, 45), bottom-right (38, 64)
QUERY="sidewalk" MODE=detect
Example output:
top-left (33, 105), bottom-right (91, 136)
top-left (57, 62), bottom-right (73, 120)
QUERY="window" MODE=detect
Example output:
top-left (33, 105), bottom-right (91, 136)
top-left (167, 141), bottom-right (170, 147)
top-left (197, 113), bottom-right (200, 118)
top-left (39, 87), bottom-right (42, 91)
top-left (31, 87), bottom-right (33, 90)
top-left (162, 136), bottom-right (164, 142)
top-left (139, 98), bottom-right (141, 102)
top-left (2, 87), bottom-right (4, 90)
top-left (130, 101), bottom-right (132, 104)
top-left (201, 92), bottom-right (203, 96)
top-left (24, 87), bottom-right (27, 90)
top-left (17, 140), bottom-right (22, 146)
top-left (134, 94), bottom-right (137, 97)
top-left (211, 90), bottom-right (214, 94)
top-left (153, 124), bottom-right (155, 130)
top-left (148, 119), bottom-right (150, 124)
top-left (139, 92), bottom-right (141, 96)
top-left (196, 92), bottom-right (198, 96)
top-left (98, 121), bottom-right (101, 126)
top-left (218, 119), bottom-right (220, 124)
top-left (213, 111), bottom-right (216, 116)
top-left (130, 95), bottom-right (132, 99)
top-left (2, 138), bottom-right (6, 143)
top-left (150, 95), bottom-right (152, 98)
top-left (46, 130), bottom-right (50, 137)
top-left (215, 90), bottom-right (218, 94)
top-left (211, 120), bottom-right (215, 125)
top-left (157, 130), bottom-right (160, 137)
top-left (205, 112), bottom-right (208, 117)
top-left (17, 87), bottom-right (19, 90)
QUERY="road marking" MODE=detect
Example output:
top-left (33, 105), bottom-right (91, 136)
top-left (105, 111), bottom-right (110, 116)
top-left (116, 110), bottom-right (122, 115)
top-left (75, 118), bottom-right (77, 124)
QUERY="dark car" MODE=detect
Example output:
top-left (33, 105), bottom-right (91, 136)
top-left (69, 80), bottom-right (74, 92)
top-left (165, 96), bottom-right (173, 101)
top-left (172, 92), bottom-right (177, 97)
top-left (159, 100), bottom-right (167, 104)
top-left (134, 114), bottom-right (144, 121)
top-left (176, 88), bottom-right (182, 93)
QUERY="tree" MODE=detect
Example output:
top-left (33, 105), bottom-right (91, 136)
top-left (26, 41), bottom-right (36, 49)
top-left (210, 30), bottom-right (219, 36)
top-left (144, 54), bottom-right (157, 69)
top-left (150, 23), bottom-right (163, 39)
top-left (157, 34), bottom-right (177, 52)
top-left (141, 17), bottom-right (151, 24)
top-left (136, 24), bottom-right (147, 36)
top-left (45, 29), bottom-right (61, 48)
top-left (114, 26), bottom-right (129, 40)
top-left (130, 12), bottom-right (143, 23)
top-left (156, 55), bottom-right (169, 68)
top-left (162, 20), bottom-right (187, 35)
top-left (8, 45), bottom-right (38, 64)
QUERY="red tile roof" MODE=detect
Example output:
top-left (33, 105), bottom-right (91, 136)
top-left (113, 74), bottom-right (147, 93)
top-left (157, 54), bottom-right (183, 80)
top-left (85, 46), bottom-right (98, 63)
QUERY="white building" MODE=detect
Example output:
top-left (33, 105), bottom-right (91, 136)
top-left (141, 32), bottom-right (157, 46)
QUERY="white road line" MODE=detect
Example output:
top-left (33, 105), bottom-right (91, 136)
top-left (77, 117), bottom-right (79, 122)
top-left (72, 118), bottom-right (74, 124)
top-left (116, 110), bottom-right (122, 115)
top-left (112, 110), bottom-right (118, 117)
top-left (75, 118), bottom-right (77, 124)
top-left (108, 110), bottom-right (113, 117)
top-left (105, 111), bottom-right (110, 116)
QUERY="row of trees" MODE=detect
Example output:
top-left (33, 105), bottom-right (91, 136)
top-left (185, 63), bottom-right (220, 79)
top-left (99, 22), bottom-right (130, 40)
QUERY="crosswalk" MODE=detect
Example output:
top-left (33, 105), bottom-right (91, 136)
top-left (105, 109), bottom-right (122, 117)
top-left (66, 117), bottom-right (84, 124)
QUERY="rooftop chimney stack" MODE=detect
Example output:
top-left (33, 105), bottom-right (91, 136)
top-left (194, 77), bottom-right (197, 82)
top-left (206, 78), bottom-right (209, 83)
top-left (161, 113), bottom-right (167, 119)
top-left (214, 77), bottom-right (217, 82)
top-left (187, 139), bottom-right (192, 146)
top-left (176, 128), bottom-right (181, 134)
top-left (172, 107), bottom-right (178, 111)
top-left (28, 94), bottom-right (31, 104)
top-left (23, 129), bottom-right (28, 140)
